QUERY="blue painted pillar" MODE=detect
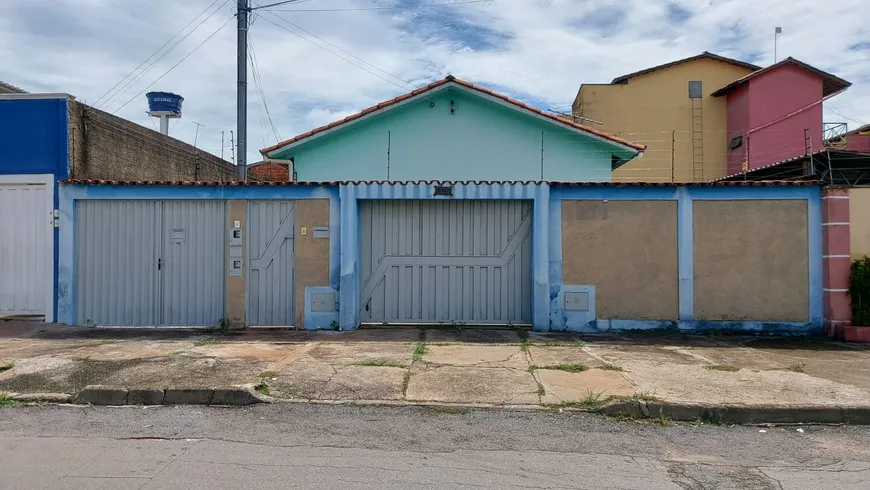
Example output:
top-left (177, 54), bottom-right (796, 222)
top-left (532, 184), bottom-right (550, 331)
top-left (677, 187), bottom-right (694, 322)
top-left (547, 187), bottom-right (563, 331)
top-left (338, 184), bottom-right (360, 330)
top-left (807, 188), bottom-right (823, 326)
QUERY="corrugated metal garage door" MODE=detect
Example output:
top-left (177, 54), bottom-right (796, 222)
top-left (359, 200), bottom-right (532, 325)
top-left (247, 201), bottom-right (295, 326)
top-left (76, 200), bottom-right (225, 326)
top-left (0, 184), bottom-right (50, 317)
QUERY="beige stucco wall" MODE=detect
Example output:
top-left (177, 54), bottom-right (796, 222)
top-left (226, 200), bottom-right (246, 327)
top-left (294, 199), bottom-right (331, 327)
top-left (574, 58), bottom-right (755, 182)
top-left (850, 188), bottom-right (870, 259)
top-left (562, 200), bottom-right (679, 320)
top-left (693, 200), bottom-right (808, 321)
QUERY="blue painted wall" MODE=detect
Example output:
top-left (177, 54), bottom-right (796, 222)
top-left (58, 182), bottom-right (821, 334)
top-left (270, 86), bottom-right (636, 182)
top-left (1, 97), bottom-right (70, 322)
top-left (0, 98), bottom-right (69, 177)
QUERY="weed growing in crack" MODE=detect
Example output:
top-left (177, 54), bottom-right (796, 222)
top-left (789, 363), bottom-right (806, 373)
top-left (0, 362), bottom-right (14, 373)
top-left (515, 327), bottom-right (530, 351)
top-left (528, 363), bottom-right (587, 373)
top-left (536, 379), bottom-right (546, 397)
top-left (418, 328), bottom-right (428, 342)
top-left (71, 355), bottom-right (91, 362)
top-left (550, 389), bottom-right (605, 410)
top-left (622, 392), bottom-right (663, 403)
top-left (255, 377), bottom-right (272, 396)
top-left (194, 338), bottom-right (223, 346)
top-left (704, 364), bottom-right (740, 372)
top-left (413, 342), bottom-right (427, 361)
top-left (352, 360), bottom-right (407, 368)
top-left (0, 393), bottom-right (20, 408)
top-left (657, 406), bottom-right (673, 426)
top-left (538, 341), bottom-right (586, 348)
top-left (597, 364), bottom-right (623, 372)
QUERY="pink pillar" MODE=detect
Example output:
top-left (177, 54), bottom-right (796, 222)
top-left (823, 187), bottom-right (851, 337)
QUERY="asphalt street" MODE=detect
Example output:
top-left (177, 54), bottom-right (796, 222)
top-left (2, 404), bottom-right (870, 489)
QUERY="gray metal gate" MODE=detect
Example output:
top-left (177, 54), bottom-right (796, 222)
top-left (359, 200), bottom-right (532, 325)
top-left (76, 200), bottom-right (225, 326)
top-left (247, 201), bottom-right (295, 326)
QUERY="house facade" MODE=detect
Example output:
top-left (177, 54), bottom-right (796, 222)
top-left (261, 76), bottom-right (644, 182)
top-left (51, 78), bottom-right (822, 335)
top-left (0, 89), bottom-right (235, 322)
top-left (573, 53), bottom-right (851, 183)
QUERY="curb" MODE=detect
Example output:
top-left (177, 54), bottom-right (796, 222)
top-left (597, 400), bottom-right (870, 424)
top-left (71, 385), bottom-right (268, 406)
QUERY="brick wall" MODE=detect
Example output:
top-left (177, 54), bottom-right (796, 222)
top-left (248, 162), bottom-right (290, 181)
top-left (68, 100), bottom-right (236, 181)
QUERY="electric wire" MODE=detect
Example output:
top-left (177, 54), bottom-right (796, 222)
top-left (267, 0), bottom-right (493, 12)
top-left (99, 0), bottom-right (231, 111)
top-left (112, 14), bottom-right (236, 115)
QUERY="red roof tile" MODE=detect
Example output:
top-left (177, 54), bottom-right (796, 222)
top-left (61, 179), bottom-right (817, 187)
top-left (711, 57), bottom-right (851, 97)
top-left (260, 76), bottom-right (646, 155)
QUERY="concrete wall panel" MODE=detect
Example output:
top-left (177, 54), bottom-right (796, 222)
top-left (850, 188), bottom-right (870, 259)
top-left (562, 200), bottom-right (678, 320)
top-left (226, 200), bottom-right (246, 327)
top-left (694, 199), bottom-right (808, 321)
top-left (295, 199), bottom-right (330, 327)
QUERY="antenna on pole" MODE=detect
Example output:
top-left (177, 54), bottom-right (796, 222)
top-left (192, 121), bottom-right (205, 148)
top-left (774, 27), bottom-right (782, 62)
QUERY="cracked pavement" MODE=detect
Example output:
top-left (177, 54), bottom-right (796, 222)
top-left (2, 404), bottom-right (870, 489)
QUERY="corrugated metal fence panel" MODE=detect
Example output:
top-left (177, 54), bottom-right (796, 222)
top-left (0, 184), bottom-right (48, 315)
top-left (161, 201), bottom-right (226, 326)
top-left (76, 200), bottom-right (160, 325)
top-left (359, 200), bottom-right (532, 325)
top-left (247, 201), bottom-right (296, 326)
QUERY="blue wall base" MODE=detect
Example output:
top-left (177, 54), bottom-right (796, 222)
top-left (304, 287), bottom-right (340, 330)
top-left (552, 319), bottom-right (822, 336)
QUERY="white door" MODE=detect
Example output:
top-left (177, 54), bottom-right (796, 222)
top-left (0, 183), bottom-right (51, 317)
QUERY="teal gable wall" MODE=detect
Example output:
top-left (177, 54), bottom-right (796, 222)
top-left (276, 87), bottom-right (633, 182)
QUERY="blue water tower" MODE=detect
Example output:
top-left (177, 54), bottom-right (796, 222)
top-left (146, 91), bottom-right (184, 135)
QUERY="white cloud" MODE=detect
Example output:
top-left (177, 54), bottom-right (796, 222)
top-left (0, 0), bottom-right (867, 164)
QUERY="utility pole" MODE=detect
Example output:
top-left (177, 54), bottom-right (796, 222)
top-left (230, 130), bottom-right (236, 165)
top-left (221, 131), bottom-right (225, 160)
top-left (236, 0), bottom-right (249, 181)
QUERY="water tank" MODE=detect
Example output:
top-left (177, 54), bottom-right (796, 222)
top-left (146, 91), bottom-right (184, 116)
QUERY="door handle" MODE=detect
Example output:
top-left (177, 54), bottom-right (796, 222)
top-left (158, 258), bottom-right (163, 271)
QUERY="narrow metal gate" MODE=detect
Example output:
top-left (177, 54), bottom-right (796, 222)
top-left (359, 200), bottom-right (533, 325)
top-left (247, 201), bottom-right (295, 326)
top-left (76, 200), bottom-right (225, 326)
top-left (0, 184), bottom-right (51, 317)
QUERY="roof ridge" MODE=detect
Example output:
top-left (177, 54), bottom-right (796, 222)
top-left (261, 76), bottom-right (645, 155)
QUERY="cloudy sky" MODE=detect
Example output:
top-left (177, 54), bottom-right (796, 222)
top-left (1, 0), bottom-right (868, 163)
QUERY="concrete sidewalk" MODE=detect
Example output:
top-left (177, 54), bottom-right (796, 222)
top-left (4, 322), bottom-right (870, 422)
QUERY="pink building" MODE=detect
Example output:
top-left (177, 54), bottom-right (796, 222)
top-left (713, 58), bottom-right (851, 176)
top-left (828, 124), bottom-right (870, 152)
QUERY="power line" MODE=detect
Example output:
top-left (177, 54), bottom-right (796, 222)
top-left (112, 14), bottom-right (236, 114)
top-left (267, 0), bottom-right (493, 12)
top-left (93, 0), bottom-right (226, 108)
top-left (98, 0), bottom-right (231, 111)
top-left (254, 6), bottom-right (421, 93)
top-left (248, 32), bottom-right (281, 141)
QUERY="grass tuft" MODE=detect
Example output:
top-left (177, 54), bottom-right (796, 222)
top-left (538, 341), bottom-right (586, 348)
top-left (0, 393), bottom-right (20, 408)
top-left (597, 364), bottom-right (624, 372)
top-left (0, 362), bottom-right (14, 373)
top-left (412, 342), bottom-right (427, 361)
top-left (193, 338), bottom-right (223, 346)
top-left (528, 363), bottom-right (588, 373)
top-left (704, 364), bottom-right (740, 372)
top-left (515, 327), bottom-right (530, 351)
top-left (255, 377), bottom-right (272, 396)
top-left (789, 363), bottom-right (806, 373)
top-left (352, 360), bottom-right (407, 368)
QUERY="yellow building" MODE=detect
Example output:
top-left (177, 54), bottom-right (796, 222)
top-left (572, 52), bottom-right (760, 182)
